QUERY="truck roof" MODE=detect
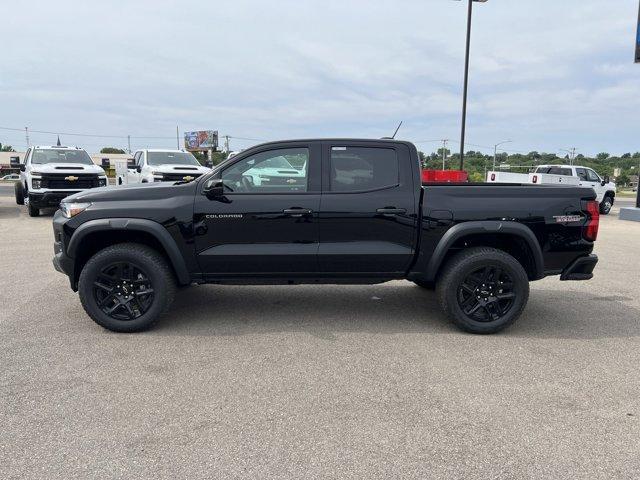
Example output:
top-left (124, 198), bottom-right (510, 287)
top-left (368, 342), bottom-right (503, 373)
top-left (537, 164), bottom-right (576, 169)
top-left (31, 145), bottom-right (86, 150)
top-left (137, 149), bottom-right (188, 153)
top-left (256, 138), bottom-right (414, 144)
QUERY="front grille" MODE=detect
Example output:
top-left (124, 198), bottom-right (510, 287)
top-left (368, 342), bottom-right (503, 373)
top-left (41, 173), bottom-right (100, 189)
top-left (162, 173), bottom-right (202, 182)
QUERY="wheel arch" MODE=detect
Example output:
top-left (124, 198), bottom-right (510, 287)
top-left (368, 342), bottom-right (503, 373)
top-left (423, 221), bottom-right (545, 283)
top-left (67, 218), bottom-right (191, 287)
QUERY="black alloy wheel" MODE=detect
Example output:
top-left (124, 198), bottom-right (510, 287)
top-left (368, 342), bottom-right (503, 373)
top-left (436, 247), bottom-right (529, 334)
top-left (93, 262), bottom-right (155, 320)
top-left (456, 266), bottom-right (515, 322)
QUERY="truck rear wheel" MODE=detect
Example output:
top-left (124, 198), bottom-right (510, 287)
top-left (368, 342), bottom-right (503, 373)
top-left (78, 243), bottom-right (176, 332)
top-left (14, 182), bottom-right (24, 205)
top-left (436, 247), bottom-right (529, 334)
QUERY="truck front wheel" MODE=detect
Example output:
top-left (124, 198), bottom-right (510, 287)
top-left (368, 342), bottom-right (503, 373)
top-left (14, 182), bottom-right (24, 205)
top-left (436, 247), bottom-right (529, 334)
top-left (28, 201), bottom-right (40, 217)
top-left (78, 243), bottom-right (176, 332)
top-left (600, 196), bottom-right (613, 215)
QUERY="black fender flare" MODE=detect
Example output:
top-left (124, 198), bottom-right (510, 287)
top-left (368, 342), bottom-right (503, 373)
top-left (67, 218), bottom-right (191, 285)
top-left (424, 221), bottom-right (545, 282)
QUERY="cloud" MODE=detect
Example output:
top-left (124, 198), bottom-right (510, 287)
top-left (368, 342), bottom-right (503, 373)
top-left (1, 0), bottom-right (639, 155)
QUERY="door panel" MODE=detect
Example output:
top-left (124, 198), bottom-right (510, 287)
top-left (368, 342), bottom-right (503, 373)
top-left (318, 143), bottom-right (418, 274)
top-left (194, 143), bottom-right (321, 276)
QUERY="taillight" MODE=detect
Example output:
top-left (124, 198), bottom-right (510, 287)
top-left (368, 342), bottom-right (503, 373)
top-left (532, 175), bottom-right (538, 184)
top-left (583, 200), bottom-right (600, 242)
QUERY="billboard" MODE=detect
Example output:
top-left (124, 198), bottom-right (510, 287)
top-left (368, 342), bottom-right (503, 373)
top-left (184, 130), bottom-right (218, 151)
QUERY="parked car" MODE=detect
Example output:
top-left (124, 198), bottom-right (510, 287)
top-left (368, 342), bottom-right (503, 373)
top-left (53, 139), bottom-right (599, 334)
top-left (1, 174), bottom-right (20, 181)
top-left (116, 149), bottom-right (210, 185)
top-left (13, 145), bottom-right (107, 217)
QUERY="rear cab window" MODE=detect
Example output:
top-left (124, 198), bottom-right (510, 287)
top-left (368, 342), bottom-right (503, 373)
top-left (329, 146), bottom-right (399, 192)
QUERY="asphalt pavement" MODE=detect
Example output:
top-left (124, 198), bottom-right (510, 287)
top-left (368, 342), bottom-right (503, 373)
top-left (1, 194), bottom-right (640, 479)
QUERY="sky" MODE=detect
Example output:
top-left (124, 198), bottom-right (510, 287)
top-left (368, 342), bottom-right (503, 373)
top-left (1, 0), bottom-right (639, 156)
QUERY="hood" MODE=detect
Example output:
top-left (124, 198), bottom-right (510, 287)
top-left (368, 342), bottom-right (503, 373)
top-left (31, 163), bottom-right (106, 175)
top-left (64, 179), bottom-right (196, 204)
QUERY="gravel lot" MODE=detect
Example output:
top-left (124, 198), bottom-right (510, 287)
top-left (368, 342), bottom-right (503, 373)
top-left (1, 195), bottom-right (639, 479)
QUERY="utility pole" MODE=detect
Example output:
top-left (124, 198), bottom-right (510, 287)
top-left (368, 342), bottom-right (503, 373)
top-left (224, 135), bottom-right (230, 154)
top-left (560, 148), bottom-right (577, 165)
top-left (127, 135), bottom-right (131, 154)
top-left (25, 127), bottom-right (30, 146)
top-left (176, 126), bottom-right (180, 149)
top-left (441, 139), bottom-right (449, 170)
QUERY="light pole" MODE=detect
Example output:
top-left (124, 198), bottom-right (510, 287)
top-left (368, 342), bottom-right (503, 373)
top-left (457, 0), bottom-right (488, 171)
top-left (492, 140), bottom-right (512, 171)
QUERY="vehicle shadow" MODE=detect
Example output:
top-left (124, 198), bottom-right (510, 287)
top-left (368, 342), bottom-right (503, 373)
top-left (152, 282), bottom-right (640, 340)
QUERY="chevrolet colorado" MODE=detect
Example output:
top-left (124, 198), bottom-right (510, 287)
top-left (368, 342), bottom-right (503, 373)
top-left (52, 139), bottom-right (599, 334)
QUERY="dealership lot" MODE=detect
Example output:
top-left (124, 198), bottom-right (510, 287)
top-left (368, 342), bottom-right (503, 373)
top-left (1, 195), bottom-right (640, 479)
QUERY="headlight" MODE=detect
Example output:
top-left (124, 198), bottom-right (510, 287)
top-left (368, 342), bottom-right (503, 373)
top-left (60, 202), bottom-right (91, 218)
top-left (98, 177), bottom-right (107, 187)
top-left (31, 178), bottom-right (41, 189)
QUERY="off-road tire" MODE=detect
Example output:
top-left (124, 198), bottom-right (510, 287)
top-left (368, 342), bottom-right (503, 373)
top-left (436, 247), bottom-right (529, 334)
top-left (78, 243), bottom-right (176, 332)
top-left (14, 182), bottom-right (24, 205)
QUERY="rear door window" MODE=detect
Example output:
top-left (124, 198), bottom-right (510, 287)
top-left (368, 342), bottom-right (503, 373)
top-left (330, 146), bottom-right (398, 192)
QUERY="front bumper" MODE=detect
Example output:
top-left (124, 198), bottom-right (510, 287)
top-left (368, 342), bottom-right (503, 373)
top-left (560, 254), bottom-right (598, 281)
top-left (52, 211), bottom-right (77, 290)
top-left (30, 191), bottom-right (80, 208)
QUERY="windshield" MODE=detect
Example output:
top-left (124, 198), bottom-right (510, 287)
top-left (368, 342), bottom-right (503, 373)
top-left (254, 156), bottom-right (295, 170)
top-left (147, 151), bottom-right (200, 166)
top-left (31, 149), bottom-right (93, 165)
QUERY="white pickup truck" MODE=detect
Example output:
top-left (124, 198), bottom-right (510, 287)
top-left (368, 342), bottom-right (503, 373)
top-left (116, 149), bottom-right (211, 185)
top-left (487, 164), bottom-right (616, 214)
top-left (12, 145), bottom-right (108, 217)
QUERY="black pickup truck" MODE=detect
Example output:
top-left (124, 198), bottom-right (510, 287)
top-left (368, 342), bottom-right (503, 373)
top-left (52, 139), bottom-right (599, 334)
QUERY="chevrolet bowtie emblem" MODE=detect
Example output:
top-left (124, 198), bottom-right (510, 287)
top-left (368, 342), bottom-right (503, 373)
top-left (65, 176), bottom-right (79, 181)
top-left (183, 176), bottom-right (195, 181)
top-left (286, 178), bottom-right (297, 184)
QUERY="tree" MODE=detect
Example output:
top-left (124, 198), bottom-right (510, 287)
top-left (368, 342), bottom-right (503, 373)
top-left (100, 147), bottom-right (126, 154)
top-left (616, 172), bottom-right (630, 187)
top-left (0, 143), bottom-right (16, 152)
top-left (596, 152), bottom-right (610, 161)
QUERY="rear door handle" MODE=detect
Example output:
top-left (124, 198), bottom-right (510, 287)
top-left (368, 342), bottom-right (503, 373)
top-left (376, 207), bottom-right (407, 215)
top-left (283, 207), bottom-right (313, 217)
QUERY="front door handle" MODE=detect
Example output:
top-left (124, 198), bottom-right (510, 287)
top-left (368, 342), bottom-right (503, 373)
top-left (283, 207), bottom-right (313, 217)
top-left (376, 207), bottom-right (407, 215)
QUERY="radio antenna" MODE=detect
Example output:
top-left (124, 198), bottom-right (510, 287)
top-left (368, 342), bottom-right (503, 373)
top-left (391, 121), bottom-right (403, 139)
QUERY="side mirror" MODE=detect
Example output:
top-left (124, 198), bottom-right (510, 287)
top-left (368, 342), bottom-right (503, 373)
top-left (136, 165), bottom-right (142, 173)
top-left (10, 156), bottom-right (20, 167)
top-left (20, 164), bottom-right (26, 172)
top-left (203, 178), bottom-right (224, 198)
top-left (602, 175), bottom-right (610, 185)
